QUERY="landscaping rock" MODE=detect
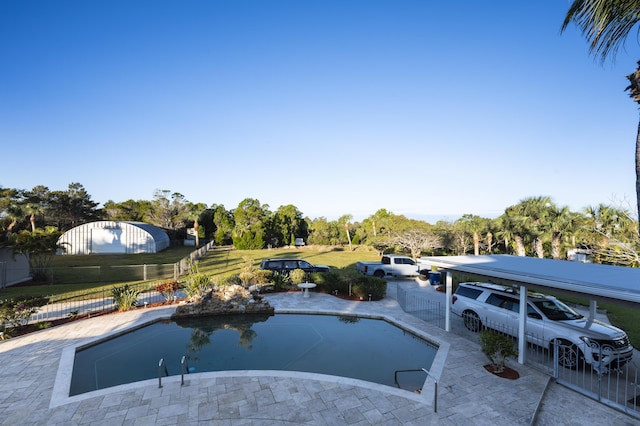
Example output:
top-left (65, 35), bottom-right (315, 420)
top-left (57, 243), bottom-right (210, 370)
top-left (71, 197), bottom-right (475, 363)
top-left (172, 285), bottom-right (274, 318)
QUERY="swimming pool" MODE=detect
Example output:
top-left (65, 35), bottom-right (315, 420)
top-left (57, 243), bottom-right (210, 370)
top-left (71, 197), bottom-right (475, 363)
top-left (70, 313), bottom-right (438, 396)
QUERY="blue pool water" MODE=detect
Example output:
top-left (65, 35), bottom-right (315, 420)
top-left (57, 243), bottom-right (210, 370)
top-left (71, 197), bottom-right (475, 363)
top-left (70, 313), bottom-right (438, 396)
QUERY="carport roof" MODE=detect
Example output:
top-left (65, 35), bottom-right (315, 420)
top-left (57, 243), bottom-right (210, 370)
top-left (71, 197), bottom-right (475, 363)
top-left (419, 254), bottom-right (640, 305)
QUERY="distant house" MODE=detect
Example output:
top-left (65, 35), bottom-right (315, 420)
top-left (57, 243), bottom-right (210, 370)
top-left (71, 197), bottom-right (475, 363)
top-left (567, 247), bottom-right (592, 263)
top-left (0, 247), bottom-right (30, 287)
top-left (57, 221), bottom-right (170, 255)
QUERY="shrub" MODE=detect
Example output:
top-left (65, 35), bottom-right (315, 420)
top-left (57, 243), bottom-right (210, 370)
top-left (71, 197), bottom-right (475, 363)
top-left (270, 272), bottom-right (291, 291)
top-left (313, 270), bottom-right (348, 294)
top-left (289, 268), bottom-right (307, 285)
top-left (181, 272), bottom-right (212, 301)
top-left (0, 295), bottom-right (50, 331)
top-left (313, 269), bottom-right (386, 300)
top-left (238, 256), bottom-right (257, 288)
top-left (238, 271), bottom-right (253, 287)
top-left (111, 285), bottom-right (140, 311)
top-left (351, 274), bottom-right (386, 300)
top-left (218, 274), bottom-right (242, 286)
top-left (253, 269), bottom-right (272, 285)
top-left (155, 281), bottom-right (181, 302)
top-left (479, 329), bottom-right (518, 373)
top-left (38, 322), bottom-right (52, 329)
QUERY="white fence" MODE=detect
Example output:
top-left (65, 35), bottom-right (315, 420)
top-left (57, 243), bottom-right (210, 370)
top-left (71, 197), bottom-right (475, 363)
top-left (395, 288), bottom-right (640, 420)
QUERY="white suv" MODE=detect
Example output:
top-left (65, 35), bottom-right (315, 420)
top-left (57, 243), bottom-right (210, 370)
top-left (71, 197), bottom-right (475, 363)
top-left (451, 282), bottom-right (633, 371)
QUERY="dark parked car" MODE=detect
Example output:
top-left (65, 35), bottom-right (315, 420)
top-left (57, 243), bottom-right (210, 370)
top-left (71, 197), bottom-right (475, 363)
top-left (259, 258), bottom-right (330, 274)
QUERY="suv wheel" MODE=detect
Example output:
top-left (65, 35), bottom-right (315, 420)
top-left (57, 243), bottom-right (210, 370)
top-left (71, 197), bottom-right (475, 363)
top-left (462, 310), bottom-right (482, 332)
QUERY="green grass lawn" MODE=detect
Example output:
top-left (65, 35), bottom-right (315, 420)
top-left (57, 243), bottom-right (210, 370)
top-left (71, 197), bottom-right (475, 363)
top-left (0, 246), bottom-right (200, 300)
top-left (3, 246), bottom-right (637, 347)
top-left (0, 245), bottom-right (380, 300)
top-left (195, 246), bottom-right (380, 279)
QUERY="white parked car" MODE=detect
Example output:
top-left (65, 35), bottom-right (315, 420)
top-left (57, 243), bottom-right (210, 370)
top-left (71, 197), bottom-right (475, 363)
top-left (451, 282), bottom-right (634, 371)
top-left (356, 255), bottom-right (430, 279)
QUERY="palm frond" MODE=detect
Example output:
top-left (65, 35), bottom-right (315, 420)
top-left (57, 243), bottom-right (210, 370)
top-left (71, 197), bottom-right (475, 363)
top-left (562, 0), bottom-right (640, 62)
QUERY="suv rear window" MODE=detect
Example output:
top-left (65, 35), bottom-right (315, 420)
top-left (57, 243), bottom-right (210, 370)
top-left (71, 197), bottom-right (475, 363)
top-left (283, 260), bottom-right (299, 269)
top-left (266, 261), bottom-right (282, 269)
top-left (455, 286), bottom-right (483, 300)
top-left (486, 293), bottom-right (520, 312)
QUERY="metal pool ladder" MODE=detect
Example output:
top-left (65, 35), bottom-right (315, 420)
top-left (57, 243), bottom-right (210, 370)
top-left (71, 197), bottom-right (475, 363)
top-left (158, 358), bottom-right (169, 388)
top-left (394, 367), bottom-right (438, 412)
top-left (158, 355), bottom-right (191, 388)
top-left (180, 355), bottom-right (190, 385)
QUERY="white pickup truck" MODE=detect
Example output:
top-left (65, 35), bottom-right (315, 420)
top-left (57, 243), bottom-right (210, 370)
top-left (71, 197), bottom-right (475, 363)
top-left (356, 255), bottom-right (430, 279)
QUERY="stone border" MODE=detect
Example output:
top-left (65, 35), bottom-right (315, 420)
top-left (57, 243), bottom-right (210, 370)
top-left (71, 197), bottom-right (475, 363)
top-left (50, 301), bottom-right (448, 410)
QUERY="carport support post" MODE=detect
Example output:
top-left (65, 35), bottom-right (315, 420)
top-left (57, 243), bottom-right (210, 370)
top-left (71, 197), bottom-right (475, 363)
top-left (445, 271), bottom-right (452, 332)
top-left (518, 286), bottom-right (527, 365)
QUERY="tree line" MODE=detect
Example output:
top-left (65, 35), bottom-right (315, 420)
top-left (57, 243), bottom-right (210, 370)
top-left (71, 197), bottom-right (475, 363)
top-left (1, 183), bottom-right (639, 267)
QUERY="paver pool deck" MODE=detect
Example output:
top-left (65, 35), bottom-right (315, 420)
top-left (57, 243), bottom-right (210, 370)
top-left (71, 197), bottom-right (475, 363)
top-left (0, 282), bottom-right (635, 425)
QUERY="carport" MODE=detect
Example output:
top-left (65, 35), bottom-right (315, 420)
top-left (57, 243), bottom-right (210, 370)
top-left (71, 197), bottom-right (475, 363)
top-left (419, 254), bottom-right (640, 365)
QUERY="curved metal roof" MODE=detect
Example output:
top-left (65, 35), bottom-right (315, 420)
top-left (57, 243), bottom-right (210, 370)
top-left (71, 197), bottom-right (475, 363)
top-left (420, 254), bottom-right (640, 306)
top-left (57, 221), bottom-right (170, 254)
top-left (125, 221), bottom-right (170, 247)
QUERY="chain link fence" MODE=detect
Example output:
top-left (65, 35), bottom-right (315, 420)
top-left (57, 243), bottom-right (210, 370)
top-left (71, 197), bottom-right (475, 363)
top-left (1, 241), bottom-right (218, 324)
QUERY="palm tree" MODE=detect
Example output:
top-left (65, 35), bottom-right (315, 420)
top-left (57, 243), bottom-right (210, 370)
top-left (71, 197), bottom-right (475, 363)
top-left (24, 203), bottom-right (43, 232)
top-left (547, 205), bottom-right (577, 259)
top-left (485, 217), bottom-right (504, 253)
top-left (185, 202), bottom-right (207, 247)
top-left (4, 205), bottom-right (23, 238)
top-left (583, 203), bottom-right (636, 243)
top-left (338, 214), bottom-right (353, 252)
top-left (562, 1), bottom-right (640, 234)
top-left (456, 214), bottom-right (487, 255)
top-left (520, 196), bottom-right (553, 258)
top-left (498, 211), bottom-right (522, 256)
top-left (501, 196), bottom-right (554, 257)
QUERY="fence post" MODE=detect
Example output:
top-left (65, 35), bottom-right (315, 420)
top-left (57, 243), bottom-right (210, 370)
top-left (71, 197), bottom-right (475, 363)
top-left (143, 264), bottom-right (147, 281)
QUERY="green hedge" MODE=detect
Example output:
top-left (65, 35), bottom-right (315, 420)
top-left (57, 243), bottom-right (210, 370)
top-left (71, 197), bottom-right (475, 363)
top-left (312, 269), bottom-right (386, 300)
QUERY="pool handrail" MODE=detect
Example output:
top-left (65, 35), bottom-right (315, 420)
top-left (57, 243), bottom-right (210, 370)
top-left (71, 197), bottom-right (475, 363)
top-left (158, 358), bottom-right (169, 388)
top-left (394, 367), bottom-right (437, 412)
top-left (181, 355), bottom-right (190, 385)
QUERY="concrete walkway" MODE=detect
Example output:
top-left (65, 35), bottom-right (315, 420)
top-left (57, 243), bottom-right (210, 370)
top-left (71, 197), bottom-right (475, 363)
top-left (0, 283), bottom-right (636, 425)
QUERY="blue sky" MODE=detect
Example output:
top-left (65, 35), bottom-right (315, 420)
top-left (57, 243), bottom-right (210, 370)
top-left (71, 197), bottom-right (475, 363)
top-left (2, 1), bottom-right (639, 222)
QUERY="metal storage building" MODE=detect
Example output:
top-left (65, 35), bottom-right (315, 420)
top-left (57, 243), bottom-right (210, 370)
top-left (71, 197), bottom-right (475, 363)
top-left (57, 221), bottom-right (170, 255)
top-left (0, 248), bottom-right (30, 287)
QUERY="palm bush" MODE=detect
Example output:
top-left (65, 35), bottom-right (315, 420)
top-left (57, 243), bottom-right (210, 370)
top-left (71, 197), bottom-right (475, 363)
top-left (238, 256), bottom-right (257, 288)
top-left (111, 285), bottom-right (140, 311)
top-left (270, 272), bottom-right (291, 291)
top-left (181, 272), bottom-right (212, 301)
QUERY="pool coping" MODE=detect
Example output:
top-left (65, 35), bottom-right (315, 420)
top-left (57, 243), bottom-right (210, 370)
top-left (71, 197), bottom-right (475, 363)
top-left (50, 305), bottom-right (448, 410)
